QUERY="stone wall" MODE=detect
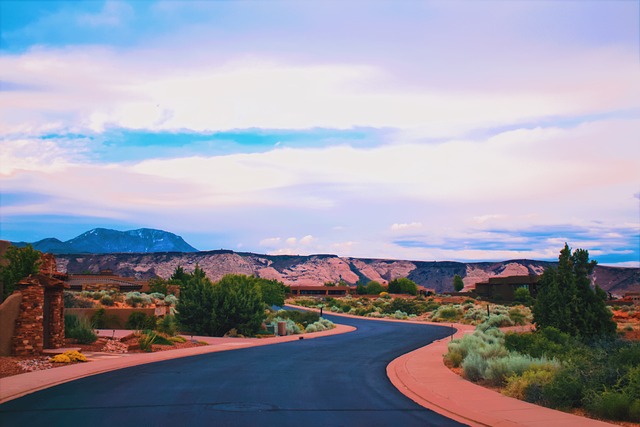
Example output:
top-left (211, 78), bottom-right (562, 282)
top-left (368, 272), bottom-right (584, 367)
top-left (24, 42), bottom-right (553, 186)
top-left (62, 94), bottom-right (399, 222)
top-left (12, 284), bottom-right (45, 355)
top-left (47, 288), bottom-right (65, 348)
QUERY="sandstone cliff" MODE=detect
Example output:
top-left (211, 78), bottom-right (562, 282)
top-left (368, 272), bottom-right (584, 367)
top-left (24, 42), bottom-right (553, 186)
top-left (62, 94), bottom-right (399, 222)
top-left (55, 251), bottom-right (640, 295)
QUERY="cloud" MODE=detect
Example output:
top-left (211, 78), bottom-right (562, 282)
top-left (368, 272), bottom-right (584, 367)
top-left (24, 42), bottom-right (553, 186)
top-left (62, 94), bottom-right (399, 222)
top-left (1, 43), bottom-right (638, 137)
top-left (391, 222), bottom-right (423, 232)
top-left (259, 237), bottom-right (281, 247)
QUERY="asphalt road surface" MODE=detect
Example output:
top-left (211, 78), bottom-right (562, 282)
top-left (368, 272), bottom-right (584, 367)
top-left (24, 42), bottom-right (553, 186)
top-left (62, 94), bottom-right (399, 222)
top-left (0, 314), bottom-right (467, 427)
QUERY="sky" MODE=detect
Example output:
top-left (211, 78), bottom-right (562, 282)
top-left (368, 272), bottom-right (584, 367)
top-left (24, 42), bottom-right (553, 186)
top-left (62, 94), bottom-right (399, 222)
top-left (0, 0), bottom-right (639, 266)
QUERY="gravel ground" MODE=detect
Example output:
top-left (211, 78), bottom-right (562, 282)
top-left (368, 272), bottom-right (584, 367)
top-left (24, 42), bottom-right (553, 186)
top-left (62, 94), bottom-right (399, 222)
top-left (0, 337), bottom-right (207, 379)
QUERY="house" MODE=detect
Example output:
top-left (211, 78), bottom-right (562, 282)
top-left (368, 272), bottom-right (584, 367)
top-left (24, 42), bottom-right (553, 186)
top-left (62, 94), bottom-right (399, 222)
top-left (289, 285), bottom-right (353, 297)
top-left (473, 275), bottom-right (540, 300)
top-left (67, 270), bottom-right (146, 292)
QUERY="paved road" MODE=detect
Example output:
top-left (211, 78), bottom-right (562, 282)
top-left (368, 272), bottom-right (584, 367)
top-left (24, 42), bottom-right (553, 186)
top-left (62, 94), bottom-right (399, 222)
top-left (0, 315), bottom-right (466, 427)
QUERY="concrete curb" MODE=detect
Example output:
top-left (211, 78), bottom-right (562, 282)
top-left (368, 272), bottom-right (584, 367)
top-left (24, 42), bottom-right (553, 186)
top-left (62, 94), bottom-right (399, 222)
top-left (290, 303), bottom-right (616, 426)
top-left (0, 324), bottom-right (355, 404)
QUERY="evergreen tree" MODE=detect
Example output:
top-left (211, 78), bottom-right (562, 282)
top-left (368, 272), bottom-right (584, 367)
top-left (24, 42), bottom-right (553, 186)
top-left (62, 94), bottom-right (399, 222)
top-left (533, 244), bottom-right (616, 340)
top-left (175, 266), bottom-right (216, 335)
top-left (255, 277), bottom-right (287, 307)
top-left (453, 274), bottom-right (464, 292)
top-left (210, 274), bottom-right (265, 336)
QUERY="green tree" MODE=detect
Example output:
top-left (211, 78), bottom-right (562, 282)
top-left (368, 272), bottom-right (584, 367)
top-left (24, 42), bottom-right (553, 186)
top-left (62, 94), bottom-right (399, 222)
top-left (175, 266), bottom-right (216, 335)
top-left (170, 265), bottom-right (190, 285)
top-left (388, 277), bottom-right (418, 295)
top-left (1, 245), bottom-right (42, 300)
top-left (453, 274), bottom-right (464, 292)
top-left (365, 280), bottom-right (385, 294)
top-left (514, 287), bottom-right (533, 306)
top-left (148, 277), bottom-right (169, 295)
top-left (210, 274), bottom-right (265, 336)
top-left (255, 277), bottom-right (286, 307)
top-left (176, 272), bottom-right (267, 337)
top-left (533, 244), bottom-right (616, 340)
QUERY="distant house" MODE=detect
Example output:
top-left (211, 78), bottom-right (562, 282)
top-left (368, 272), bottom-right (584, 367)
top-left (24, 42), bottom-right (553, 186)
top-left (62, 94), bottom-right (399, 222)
top-left (289, 285), bottom-right (353, 297)
top-left (473, 275), bottom-right (540, 300)
top-left (67, 270), bottom-right (146, 292)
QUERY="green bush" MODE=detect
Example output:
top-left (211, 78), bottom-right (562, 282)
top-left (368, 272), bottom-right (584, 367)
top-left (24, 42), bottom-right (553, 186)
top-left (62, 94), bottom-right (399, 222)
top-left (64, 291), bottom-right (95, 308)
top-left (91, 308), bottom-right (108, 329)
top-left (65, 315), bottom-right (97, 344)
top-left (586, 391), bottom-right (632, 421)
top-left (99, 295), bottom-right (114, 306)
top-left (139, 332), bottom-right (157, 352)
top-left (157, 315), bottom-right (177, 336)
top-left (503, 368), bottom-right (556, 403)
top-left (485, 355), bottom-right (557, 386)
top-left (126, 312), bottom-right (156, 330)
top-left (540, 366), bottom-right (584, 408)
top-left (462, 352), bottom-right (488, 381)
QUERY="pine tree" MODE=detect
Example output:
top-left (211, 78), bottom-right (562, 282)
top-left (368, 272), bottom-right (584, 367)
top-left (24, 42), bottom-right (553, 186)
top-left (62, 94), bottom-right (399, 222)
top-left (533, 244), bottom-right (616, 340)
top-left (453, 274), bottom-right (464, 292)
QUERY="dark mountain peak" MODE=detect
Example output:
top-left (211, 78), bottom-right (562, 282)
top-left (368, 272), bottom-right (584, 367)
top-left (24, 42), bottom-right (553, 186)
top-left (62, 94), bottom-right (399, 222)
top-left (15, 228), bottom-right (198, 254)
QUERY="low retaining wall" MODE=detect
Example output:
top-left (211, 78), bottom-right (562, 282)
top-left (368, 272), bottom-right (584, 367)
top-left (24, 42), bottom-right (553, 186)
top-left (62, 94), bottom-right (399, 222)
top-left (66, 308), bottom-right (156, 329)
top-left (0, 292), bottom-right (23, 356)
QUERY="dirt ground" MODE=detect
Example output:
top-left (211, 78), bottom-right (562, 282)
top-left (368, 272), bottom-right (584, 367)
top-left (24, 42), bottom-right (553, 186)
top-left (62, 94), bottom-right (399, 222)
top-left (0, 335), bottom-right (207, 379)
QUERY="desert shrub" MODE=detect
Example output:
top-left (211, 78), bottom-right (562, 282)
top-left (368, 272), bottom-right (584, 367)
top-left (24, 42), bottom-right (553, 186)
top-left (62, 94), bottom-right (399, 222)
top-left (91, 308), bottom-right (108, 329)
top-left (66, 315), bottom-right (97, 344)
top-left (504, 367), bottom-right (556, 402)
top-left (139, 331), bottom-right (157, 352)
top-left (164, 294), bottom-right (178, 306)
top-left (157, 315), bottom-right (177, 336)
top-left (586, 391), bottom-right (633, 421)
top-left (384, 298), bottom-right (427, 315)
top-left (64, 291), bottom-right (95, 308)
top-left (305, 318), bottom-right (335, 332)
top-left (508, 308), bottom-right (529, 325)
top-left (126, 292), bottom-right (153, 307)
top-left (149, 292), bottom-right (165, 300)
top-left (484, 314), bottom-right (515, 328)
top-left (504, 327), bottom-right (576, 359)
top-left (126, 312), bottom-right (156, 330)
top-left (538, 357), bottom-right (591, 409)
top-left (462, 353), bottom-right (488, 381)
top-left (99, 295), bottom-right (114, 306)
top-left (485, 355), bottom-right (557, 386)
top-left (445, 350), bottom-right (464, 368)
top-left (433, 305), bottom-right (463, 321)
top-left (390, 310), bottom-right (409, 319)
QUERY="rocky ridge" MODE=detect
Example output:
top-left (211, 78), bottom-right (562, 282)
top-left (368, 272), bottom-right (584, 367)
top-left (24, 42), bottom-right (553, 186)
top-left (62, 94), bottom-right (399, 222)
top-left (55, 251), bottom-right (640, 295)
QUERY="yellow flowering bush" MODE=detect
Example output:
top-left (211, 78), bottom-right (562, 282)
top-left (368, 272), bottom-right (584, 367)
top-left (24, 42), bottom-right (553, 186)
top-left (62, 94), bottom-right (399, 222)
top-left (50, 354), bottom-right (71, 363)
top-left (50, 350), bottom-right (87, 363)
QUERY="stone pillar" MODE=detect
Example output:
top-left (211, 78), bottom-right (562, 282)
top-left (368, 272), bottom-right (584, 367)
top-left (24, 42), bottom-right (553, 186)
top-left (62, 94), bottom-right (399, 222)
top-left (12, 283), bottom-right (45, 355)
top-left (47, 288), bottom-right (65, 349)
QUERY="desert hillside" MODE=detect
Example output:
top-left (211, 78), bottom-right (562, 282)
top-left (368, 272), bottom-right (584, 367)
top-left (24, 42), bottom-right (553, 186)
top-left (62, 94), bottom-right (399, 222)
top-left (55, 251), bottom-right (640, 295)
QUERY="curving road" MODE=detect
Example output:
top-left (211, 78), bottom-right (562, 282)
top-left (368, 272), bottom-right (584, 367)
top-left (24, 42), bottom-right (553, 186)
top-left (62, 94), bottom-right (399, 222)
top-left (0, 315), bottom-right (466, 427)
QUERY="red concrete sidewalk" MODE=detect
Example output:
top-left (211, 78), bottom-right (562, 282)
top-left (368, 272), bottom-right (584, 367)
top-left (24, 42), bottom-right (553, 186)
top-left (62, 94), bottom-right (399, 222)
top-left (387, 326), bottom-right (616, 427)
top-left (0, 323), bottom-right (355, 404)
top-left (289, 304), bottom-right (616, 426)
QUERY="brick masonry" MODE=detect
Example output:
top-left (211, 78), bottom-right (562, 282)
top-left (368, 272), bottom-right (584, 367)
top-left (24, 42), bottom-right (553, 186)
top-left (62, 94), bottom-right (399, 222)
top-left (11, 257), bottom-right (68, 356)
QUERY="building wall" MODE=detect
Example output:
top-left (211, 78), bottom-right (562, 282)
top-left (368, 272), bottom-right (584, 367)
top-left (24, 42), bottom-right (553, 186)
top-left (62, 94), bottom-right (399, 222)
top-left (0, 292), bottom-right (22, 356)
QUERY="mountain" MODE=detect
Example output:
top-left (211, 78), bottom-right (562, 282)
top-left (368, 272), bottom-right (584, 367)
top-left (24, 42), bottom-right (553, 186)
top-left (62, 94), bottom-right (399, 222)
top-left (53, 250), bottom-right (640, 295)
top-left (13, 228), bottom-right (198, 254)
